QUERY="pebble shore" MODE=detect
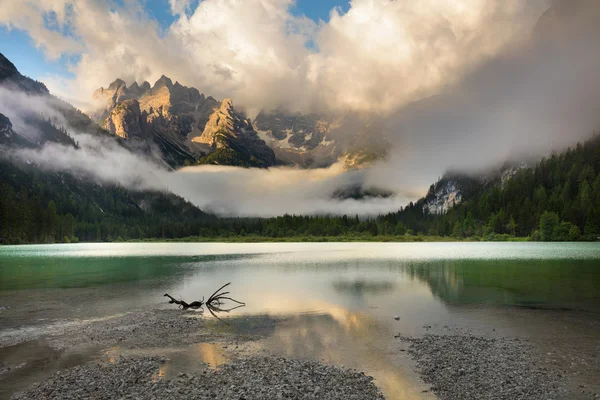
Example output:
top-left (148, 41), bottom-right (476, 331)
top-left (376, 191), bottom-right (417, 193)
top-left (12, 356), bottom-right (385, 400)
top-left (398, 334), bottom-right (568, 400)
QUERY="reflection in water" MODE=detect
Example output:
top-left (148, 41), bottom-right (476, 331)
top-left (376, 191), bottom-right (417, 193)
top-left (104, 347), bottom-right (121, 364)
top-left (195, 343), bottom-right (228, 369)
top-left (151, 365), bottom-right (168, 382)
top-left (1, 243), bottom-right (599, 400)
top-left (253, 311), bottom-right (428, 400)
top-left (333, 279), bottom-right (395, 296)
top-left (403, 259), bottom-right (600, 312)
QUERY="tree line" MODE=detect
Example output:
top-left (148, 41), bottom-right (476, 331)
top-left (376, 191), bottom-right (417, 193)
top-left (1, 135), bottom-right (599, 244)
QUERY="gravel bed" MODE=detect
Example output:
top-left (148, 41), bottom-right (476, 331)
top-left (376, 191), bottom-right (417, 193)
top-left (12, 356), bottom-right (385, 400)
top-left (398, 334), bottom-right (567, 400)
top-left (0, 310), bottom-right (270, 350)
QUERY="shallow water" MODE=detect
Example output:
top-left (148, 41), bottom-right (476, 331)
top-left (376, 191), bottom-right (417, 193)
top-left (1, 242), bottom-right (599, 398)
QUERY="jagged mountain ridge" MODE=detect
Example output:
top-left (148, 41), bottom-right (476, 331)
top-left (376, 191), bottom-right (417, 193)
top-left (94, 76), bottom-right (389, 169)
top-left (93, 77), bottom-right (276, 168)
top-left (0, 55), bottom-right (216, 244)
top-left (253, 110), bottom-right (389, 168)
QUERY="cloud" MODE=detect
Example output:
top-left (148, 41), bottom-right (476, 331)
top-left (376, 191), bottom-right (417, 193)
top-left (0, 86), bottom-right (69, 139)
top-left (168, 162), bottom-right (407, 217)
top-left (1, 86), bottom-right (407, 217)
top-left (4, 0), bottom-right (600, 217)
top-left (0, 0), bottom-right (547, 115)
top-left (14, 136), bottom-right (409, 217)
top-left (0, 0), bottom-right (83, 59)
top-left (377, 0), bottom-right (600, 187)
top-left (169, 0), bottom-right (193, 16)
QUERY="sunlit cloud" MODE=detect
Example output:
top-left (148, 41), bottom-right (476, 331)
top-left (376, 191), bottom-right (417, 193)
top-left (0, 0), bottom-right (547, 115)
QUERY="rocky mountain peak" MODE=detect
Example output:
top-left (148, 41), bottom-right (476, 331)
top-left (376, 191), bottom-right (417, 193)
top-left (220, 98), bottom-right (234, 112)
top-left (0, 53), bottom-right (19, 79)
top-left (140, 81), bottom-right (151, 92)
top-left (192, 98), bottom-right (244, 147)
top-left (107, 78), bottom-right (126, 91)
top-left (153, 75), bottom-right (173, 90)
top-left (91, 76), bottom-right (272, 168)
top-left (0, 52), bottom-right (48, 94)
top-left (104, 99), bottom-right (144, 139)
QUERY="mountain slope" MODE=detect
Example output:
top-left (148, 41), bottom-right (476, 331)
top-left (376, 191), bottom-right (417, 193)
top-left (383, 135), bottom-right (600, 240)
top-left (192, 99), bottom-right (276, 167)
top-left (254, 110), bottom-right (389, 168)
top-left (0, 156), bottom-right (213, 244)
top-left (0, 52), bottom-right (106, 139)
top-left (0, 54), bottom-right (215, 244)
top-left (93, 78), bottom-right (276, 168)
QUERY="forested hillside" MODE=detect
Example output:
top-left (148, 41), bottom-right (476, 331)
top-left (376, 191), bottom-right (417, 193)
top-left (0, 159), bottom-right (213, 244)
top-left (383, 135), bottom-right (600, 241)
top-left (2, 129), bottom-right (599, 243)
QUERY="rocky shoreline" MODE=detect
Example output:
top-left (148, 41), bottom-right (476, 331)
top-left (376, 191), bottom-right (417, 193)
top-left (12, 356), bottom-right (384, 400)
top-left (2, 307), bottom-right (599, 400)
top-left (397, 333), bottom-right (576, 400)
top-left (1, 310), bottom-right (385, 400)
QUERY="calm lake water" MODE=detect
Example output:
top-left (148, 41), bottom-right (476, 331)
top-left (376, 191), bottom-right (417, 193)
top-left (1, 242), bottom-right (599, 398)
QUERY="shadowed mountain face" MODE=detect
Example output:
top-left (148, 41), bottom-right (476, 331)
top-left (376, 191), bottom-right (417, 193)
top-left (0, 53), bottom-right (48, 95)
top-left (0, 55), bottom-right (215, 245)
top-left (93, 77), bottom-right (389, 169)
top-left (0, 53), bottom-right (103, 148)
top-left (93, 77), bottom-right (276, 168)
top-left (253, 110), bottom-right (389, 169)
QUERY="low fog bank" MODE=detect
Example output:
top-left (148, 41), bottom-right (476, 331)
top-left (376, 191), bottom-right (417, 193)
top-left (2, 86), bottom-right (411, 217)
top-left (12, 135), bottom-right (409, 217)
top-left (169, 163), bottom-right (408, 217)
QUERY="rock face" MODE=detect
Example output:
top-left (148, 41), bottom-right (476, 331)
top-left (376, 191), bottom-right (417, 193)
top-left (93, 77), bottom-right (275, 168)
top-left (191, 98), bottom-right (276, 168)
top-left (254, 111), bottom-right (389, 168)
top-left (0, 113), bottom-right (12, 138)
top-left (105, 99), bottom-right (144, 139)
top-left (423, 180), bottom-right (464, 215)
top-left (501, 163), bottom-right (529, 187)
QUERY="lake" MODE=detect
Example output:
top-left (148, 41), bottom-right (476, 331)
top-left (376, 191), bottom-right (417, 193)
top-left (1, 242), bottom-right (599, 399)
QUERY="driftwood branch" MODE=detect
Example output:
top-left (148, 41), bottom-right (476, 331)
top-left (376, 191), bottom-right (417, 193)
top-left (164, 282), bottom-right (245, 323)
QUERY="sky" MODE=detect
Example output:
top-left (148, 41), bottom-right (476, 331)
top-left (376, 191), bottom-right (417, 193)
top-left (2, 0), bottom-right (600, 217)
top-left (0, 0), bottom-right (350, 87)
top-left (0, 0), bottom-right (550, 113)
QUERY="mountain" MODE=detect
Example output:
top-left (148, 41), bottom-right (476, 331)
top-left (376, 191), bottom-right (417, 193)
top-left (421, 162), bottom-right (532, 216)
top-left (94, 77), bottom-right (388, 169)
top-left (0, 54), bottom-right (215, 244)
top-left (253, 110), bottom-right (389, 168)
top-left (192, 99), bottom-right (276, 167)
top-left (0, 52), bottom-right (106, 140)
top-left (0, 53), bottom-right (48, 95)
top-left (384, 135), bottom-right (600, 240)
top-left (93, 77), bottom-right (276, 168)
top-left (0, 155), bottom-right (213, 244)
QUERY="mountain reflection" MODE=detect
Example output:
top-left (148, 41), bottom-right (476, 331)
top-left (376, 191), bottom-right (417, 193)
top-left (402, 259), bottom-right (600, 312)
top-left (332, 279), bottom-right (395, 296)
top-left (256, 311), bottom-right (425, 400)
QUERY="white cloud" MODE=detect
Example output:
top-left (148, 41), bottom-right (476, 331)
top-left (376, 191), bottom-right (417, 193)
top-left (0, 0), bottom-right (548, 115)
top-left (169, 0), bottom-right (193, 15)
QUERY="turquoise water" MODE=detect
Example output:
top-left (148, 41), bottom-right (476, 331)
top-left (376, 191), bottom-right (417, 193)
top-left (1, 242), bottom-right (599, 313)
top-left (0, 242), bottom-right (599, 399)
